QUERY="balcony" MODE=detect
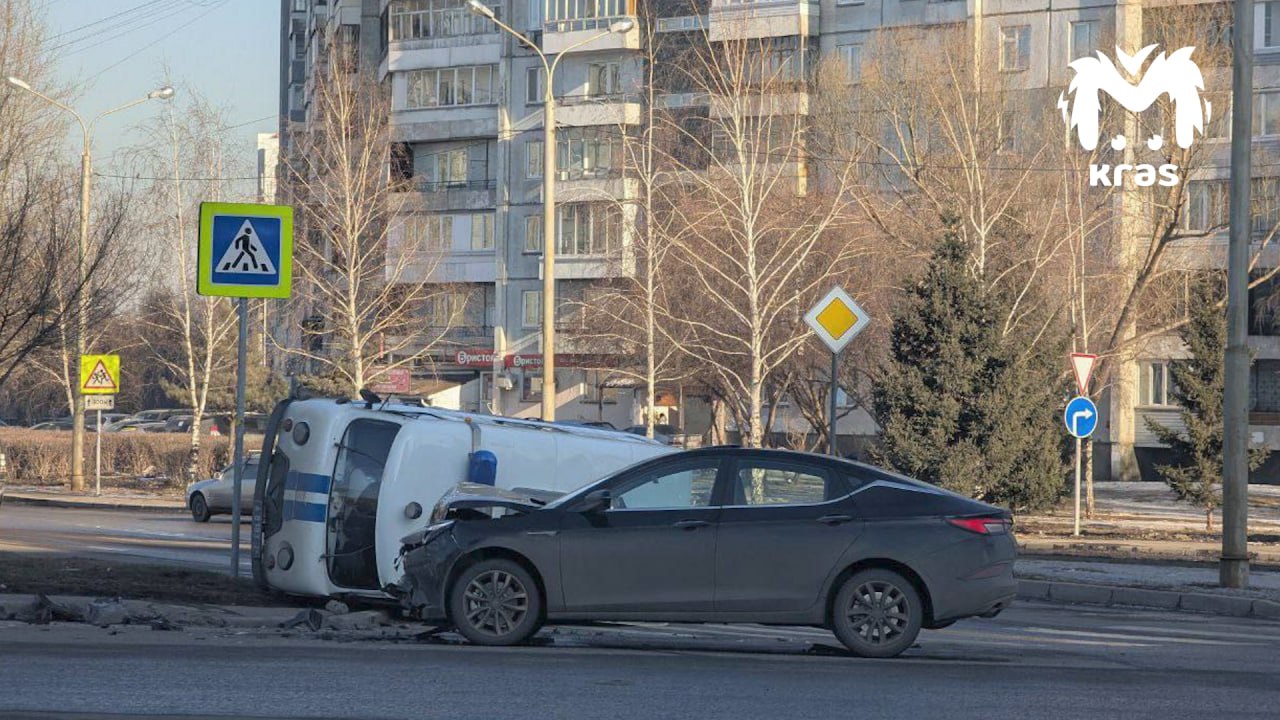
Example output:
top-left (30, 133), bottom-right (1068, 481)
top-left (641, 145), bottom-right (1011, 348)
top-left (555, 92), bottom-right (643, 127)
top-left (707, 0), bottom-right (819, 41)
top-left (543, 0), bottom-right (640, 54)
top-left (395, 179), bottom-right (497, 212)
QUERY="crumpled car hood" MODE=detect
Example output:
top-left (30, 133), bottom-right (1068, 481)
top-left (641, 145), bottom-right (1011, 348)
top-left (435, 482), bottom-right (564, 515)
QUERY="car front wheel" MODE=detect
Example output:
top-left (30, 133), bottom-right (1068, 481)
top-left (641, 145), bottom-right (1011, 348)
top-left (189, 493), bottom-right (211, 523)
top-left (832, 568), bottom-right (923, 658)
top-left (448, 559), bottom-right (543, 646)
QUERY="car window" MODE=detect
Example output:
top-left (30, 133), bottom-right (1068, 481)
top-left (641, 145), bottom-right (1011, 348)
top-left (611, 461), bottom-right (718, 510)
top-left (730, 461), bottom-right (846, 506)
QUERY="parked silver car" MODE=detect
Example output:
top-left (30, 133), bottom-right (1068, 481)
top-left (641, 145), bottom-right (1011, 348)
top-left (185, 453), bottom-right (261, 522)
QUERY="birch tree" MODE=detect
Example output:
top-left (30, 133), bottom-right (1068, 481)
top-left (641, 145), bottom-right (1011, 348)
top-left (659, 32), bottom-right (868, 447)
top-left (129, 91), bottom-right (240, 479)
top-left (283, 57), bottom-right (453, 395)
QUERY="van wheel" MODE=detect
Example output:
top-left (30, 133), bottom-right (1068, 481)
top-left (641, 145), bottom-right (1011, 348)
top-left (832, 568), bottom-right (923, 658)
top-left (448, 559), bottom-right (543, 646)
top-left (189, 493), bottom-right (211, 523)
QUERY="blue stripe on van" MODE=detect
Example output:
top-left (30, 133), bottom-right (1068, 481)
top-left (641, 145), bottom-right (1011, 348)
top-left (284, 499), bottom-right (327, 523)
top-left (285, 471), bottom-right (330, 495)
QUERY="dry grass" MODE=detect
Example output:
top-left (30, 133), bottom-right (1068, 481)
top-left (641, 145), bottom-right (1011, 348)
top-left (0, 429), bottom-right (260, 488)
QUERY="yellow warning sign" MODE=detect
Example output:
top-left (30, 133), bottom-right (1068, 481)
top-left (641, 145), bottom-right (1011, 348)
top-left (80, 354), bottom-right (120, 395)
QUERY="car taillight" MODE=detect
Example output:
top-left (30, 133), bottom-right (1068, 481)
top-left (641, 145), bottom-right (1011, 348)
top-left (948, 517), bottom-right (1011, 535)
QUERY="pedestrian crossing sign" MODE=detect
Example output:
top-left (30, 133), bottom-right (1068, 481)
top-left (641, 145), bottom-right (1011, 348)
top-left (197, 201), bottom-right (293, 298)
top-left (80, 354), bottom-right (120, 395)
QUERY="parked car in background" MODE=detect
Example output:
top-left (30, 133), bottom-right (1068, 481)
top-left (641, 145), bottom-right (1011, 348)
top-left (30, 419), bottom-right (73, 431)
top-left (555, 420), bottom-right (617, 431)
top-left (398, 447), bottom-right (1016, 659)
top-left (130, 408), bottom-right (190, 423)
top-left (104, 418), bottom-right (166, 433)
top-left (185, 452), bottom-right (262, 522)
top-left (86, 413), bottom-right (129, 430)
top-left (623, 424), bottom-right (680, 445)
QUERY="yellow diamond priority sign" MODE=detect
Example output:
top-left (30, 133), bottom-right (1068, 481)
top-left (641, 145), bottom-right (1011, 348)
top-left (80, 354), bottom-right (120, 395)
top-left (804, 286), bottom-right (870, 354)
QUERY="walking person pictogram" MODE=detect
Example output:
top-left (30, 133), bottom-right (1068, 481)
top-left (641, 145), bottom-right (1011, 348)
top-left (213, 219), bottom-right (277, 276)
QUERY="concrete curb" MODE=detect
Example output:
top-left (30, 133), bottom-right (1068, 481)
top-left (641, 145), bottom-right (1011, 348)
top-left (2, 492), bottom-right (185, 513)
top-left (1018, 579), bottom-right (1280, 620)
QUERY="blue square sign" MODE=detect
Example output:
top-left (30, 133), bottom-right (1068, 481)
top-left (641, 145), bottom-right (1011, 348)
top-left (197, 202), bottom-right (293, 298)
top-left (210, 215), bottom-right (282, 286)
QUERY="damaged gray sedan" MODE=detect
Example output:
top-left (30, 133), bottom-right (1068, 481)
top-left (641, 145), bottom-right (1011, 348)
top-left (395, 448), bottom-right (1017, 659)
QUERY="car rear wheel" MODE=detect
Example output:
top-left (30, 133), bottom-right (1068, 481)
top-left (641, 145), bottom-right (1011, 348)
top-left (832, 568), bottom-right (923, 658)
top-left (189, 493), bottom-right (211, 523)
top-left (448, 559), bottom-right (543, 646)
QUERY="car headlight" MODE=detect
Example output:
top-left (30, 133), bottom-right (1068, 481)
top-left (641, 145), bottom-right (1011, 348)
top-left (400, 520), bottom-right (454, 548)
top-left (429, 498), bottom-right (449, 523)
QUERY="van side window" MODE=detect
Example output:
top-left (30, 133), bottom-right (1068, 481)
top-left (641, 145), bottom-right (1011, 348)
top-left (327, 419), bottom-right (401, 590)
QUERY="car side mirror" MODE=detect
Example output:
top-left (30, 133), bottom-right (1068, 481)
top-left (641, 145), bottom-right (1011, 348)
top-left (579, 489), bottom-right (612, 514)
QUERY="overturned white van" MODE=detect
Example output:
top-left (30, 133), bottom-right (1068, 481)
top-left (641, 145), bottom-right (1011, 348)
top-left (252, 398), bottom-right (673, 600)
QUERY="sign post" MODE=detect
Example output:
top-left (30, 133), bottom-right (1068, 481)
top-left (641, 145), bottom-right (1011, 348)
top-left (1066, 353), bottom-right (1098, 536)
top-left (198, 201), bottom-right (293, 577)
top-left (80, 355), bottom-right (120, 497)
top-left (803, 287), bottom-right (871, 456)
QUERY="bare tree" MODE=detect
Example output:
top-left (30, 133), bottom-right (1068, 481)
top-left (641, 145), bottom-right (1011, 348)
top-left (657, 31), bottom-right (869, 447)
top-left (127, 90), bottom-right (241, 479)
top-left (283, 56), bottom-right (452, 395)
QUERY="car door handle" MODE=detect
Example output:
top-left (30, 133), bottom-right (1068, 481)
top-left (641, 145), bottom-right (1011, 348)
top-left (816, 514), bottom-right (853, 525)
top-left (673, 519), bottom-right (710, 529)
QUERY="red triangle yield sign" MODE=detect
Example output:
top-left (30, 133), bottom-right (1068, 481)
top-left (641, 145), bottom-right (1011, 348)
top-left (1070, 353), bottom-right (1097, 396)
top-left (84, 360), bottom-right (117, 391)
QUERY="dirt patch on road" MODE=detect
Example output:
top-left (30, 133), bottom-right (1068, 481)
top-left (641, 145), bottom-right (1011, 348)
top-left (0, 552), bottom-right (293, 606)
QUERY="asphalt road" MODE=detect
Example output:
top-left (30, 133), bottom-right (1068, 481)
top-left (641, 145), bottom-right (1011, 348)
top-left (0, 503), bottom-right (250, 574)
top-left (2, 602), bottom-right (1279, 719)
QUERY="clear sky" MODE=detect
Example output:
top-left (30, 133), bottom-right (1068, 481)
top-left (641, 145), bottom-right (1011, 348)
top-left (37, 0), bottom-right (279, 188)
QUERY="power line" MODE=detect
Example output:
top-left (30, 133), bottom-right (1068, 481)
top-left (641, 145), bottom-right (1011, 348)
top-left (94, 171), bottom-right (260, 181)
top-left (48, 0), bottom-right (191, 53)
top-left (45, 0), bottom-right (174, 43)
top-left (89, 0), bottom-right (231, 79)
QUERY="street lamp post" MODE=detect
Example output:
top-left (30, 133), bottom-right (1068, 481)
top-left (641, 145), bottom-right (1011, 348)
top-left (467, 0), bottom-right (632, 421)
top-left (5, 77), bottom-right (173, 492)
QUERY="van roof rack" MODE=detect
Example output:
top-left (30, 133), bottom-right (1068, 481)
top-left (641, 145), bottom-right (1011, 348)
top-left (368, 401), bottom-right (664, 446)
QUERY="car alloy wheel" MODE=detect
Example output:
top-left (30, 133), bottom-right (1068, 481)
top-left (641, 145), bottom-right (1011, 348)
top-left (832, 568), bottom-right (923, 658)
top-left (448, 559), bottom-right (543, 646)
top-left (190, 493), bottom-right (211, 523)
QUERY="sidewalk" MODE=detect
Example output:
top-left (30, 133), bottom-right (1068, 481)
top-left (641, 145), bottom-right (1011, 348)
top-left (2, 486), bottom-right (185, 512)
top-left (1016, 557), bottom-right (1280, 619)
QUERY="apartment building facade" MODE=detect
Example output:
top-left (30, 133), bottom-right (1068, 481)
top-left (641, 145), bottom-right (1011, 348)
top-left (281, 0), bottom-right (1280, 479)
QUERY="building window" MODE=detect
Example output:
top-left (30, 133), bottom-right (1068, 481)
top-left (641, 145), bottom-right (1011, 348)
top-left (526, 66), bottom-right (544, 104)
top-left (999, 110), bottom-right (1018, 153)
top-left (1266, 2), bottom-right (1280, 48)
top-left (1257, 91), bottom-right (1280, 137)
top-left (580, 370), bottom-right (620, 404)
top-left (556, 133), bottom-right (616, 177)
top-left (1140, 362), bottom-right (1176, 406)
top-left (336, 24), bottom-right (360, 72)
top-left (547, 0), bottom-right (629, 27)
top-left (999, 26), bottom-right (1031, 72)
top-left (521, 374), bottom-right (543, 402)
top-left (527, 0), bottom-right (543, 30)
top-left (522, 290), bottom-right (542, 328)
top-left (403, 213), bottom-right (491, 252)
top-left (294, 0), bottom-right (308, 11)
top-left (1185, 180), bottom-right (1229, 232)
top-left (470, 213), bottom-right (494, 250)
top-left (558, 203), bottom-right (620, 256)
top-left (587, 62), bottom-right (621, 97)
top-left (837, 45), bottom-right (861, 83)
top-left (404, 65), bottom-right (495, 109)
top-left (527, 140), bottom-right (543, 178)
top-left (1185, 178), bottom-right (1280, 235)
top-left (389, 0), bottom-right (497, 41)
top-left (425, 291), bottom-right (468, 326)
top-left (525, 215), bottom-right (543, 252)
top-left (1069, 20), bottom-right (1099, 60)
top-left (419, 147), bottom-right (468, 187)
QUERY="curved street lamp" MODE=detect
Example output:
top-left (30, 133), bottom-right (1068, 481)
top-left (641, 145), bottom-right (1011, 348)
top-left (467, 0), bottom-right (632, 421)
top-left (5, 76), bottom-right (174, 493)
